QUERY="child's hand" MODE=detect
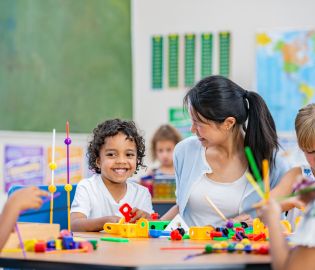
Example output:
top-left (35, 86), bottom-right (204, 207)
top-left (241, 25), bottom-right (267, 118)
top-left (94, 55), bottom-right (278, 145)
top-left (257, 198), bottom-right (281, 226)
top-left (279, 196), bottom-right (305, 211)
top-left (232, 214), bottom-right (253, 226)
top-left (8, 186), bottom-right (49, 212)
top-left (107, 216), bottom-right (121, 223)
top-left (129, 208), bottom-right (151, 223)
top-left (293, 177), bottom-right (315, 204)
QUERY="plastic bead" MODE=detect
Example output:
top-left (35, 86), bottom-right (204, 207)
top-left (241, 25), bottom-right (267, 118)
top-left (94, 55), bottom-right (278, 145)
top-left (235, 243), bottom-right (244, 252)
top-left (150, 212), bottom-right (159, 220)
top-left (170, 230), bottom-right (182, 240)
top-left (176, 227), bottom-right (185, 236)
top-left (257, 245), bottom-right (269, 255)
top-left (64, 137), bottom-right (72, 145)
top-left (204, 244), bottom-right (213, 253)
top-left (49, 162), bottom-right (57, 170)
top-left (241, 221), bottom-right (248, 228)
top-left (89, 239), bottom-right (97, 250)
top-left (48, 184), bottom-right (56, 193)
top-left (34, 241), bottom-right (46, 252)
top-left (59, 229), bottom-right (72, 239)
top-left (244, 244), bottom-right (252, 253)
top-left (213, 243), bottom-right (222, 252)
top-left (227, 243), bottom-right (235, 253)
top-left (241, 238), bottom-right (251, 245)
top-left (64, 184), bottom-right (73, 192)
top-left (226, 220), bottom-right (234, 228)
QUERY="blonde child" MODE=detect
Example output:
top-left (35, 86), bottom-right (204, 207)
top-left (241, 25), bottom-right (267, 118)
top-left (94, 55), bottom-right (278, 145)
top-left (71, 119), bottom-right (153, 232)
top-left (150, 124), bottom-right (182, 176)
top-left (271, 104), bottom-right (315, 220)
top-left (0, 186), bottom-right (49, 250)
top-left (260, 181), bottom-right (315, 270)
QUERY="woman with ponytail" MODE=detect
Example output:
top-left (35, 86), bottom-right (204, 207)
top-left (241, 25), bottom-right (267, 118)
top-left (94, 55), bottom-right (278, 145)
top-left (161, 75), bottom-right (289, 227)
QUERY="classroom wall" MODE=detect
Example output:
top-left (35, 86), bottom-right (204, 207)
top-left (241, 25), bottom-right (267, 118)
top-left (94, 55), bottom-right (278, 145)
top-left (0, 0), bottom-right (132, 133)
top-left (131, 0), bottom-right (315, 144)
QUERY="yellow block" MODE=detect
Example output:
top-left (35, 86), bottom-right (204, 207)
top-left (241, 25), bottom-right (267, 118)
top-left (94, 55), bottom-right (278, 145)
top-left (189, 226), bottom-right (214, 240)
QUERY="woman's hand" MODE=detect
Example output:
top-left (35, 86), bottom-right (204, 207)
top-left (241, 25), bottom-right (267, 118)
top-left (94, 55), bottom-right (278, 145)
top-left (232, 213), bottom-right (253, 226)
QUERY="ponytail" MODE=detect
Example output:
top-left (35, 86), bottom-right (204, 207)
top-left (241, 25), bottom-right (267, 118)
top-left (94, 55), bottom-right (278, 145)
top-left (244, 92), bottom-right (279, 172)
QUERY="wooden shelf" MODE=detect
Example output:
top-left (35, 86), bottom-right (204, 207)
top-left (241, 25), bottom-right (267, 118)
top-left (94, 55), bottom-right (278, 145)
top-left (152, 198), bottom-right (176, 204)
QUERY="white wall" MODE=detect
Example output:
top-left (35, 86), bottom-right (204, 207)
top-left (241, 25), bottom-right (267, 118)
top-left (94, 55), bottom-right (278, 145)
top-left (132, 0), bottom-right (315, 144)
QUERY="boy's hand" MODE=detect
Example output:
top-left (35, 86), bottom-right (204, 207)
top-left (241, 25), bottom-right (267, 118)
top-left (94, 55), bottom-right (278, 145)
top-left (106, 216), bottom-right (121, 223)
top-left (129, 208), bottom-right (151, 223)
top-left (8, 186), bottom-right (49, 212)
top-left (257, 198), bottom-right (281, 226)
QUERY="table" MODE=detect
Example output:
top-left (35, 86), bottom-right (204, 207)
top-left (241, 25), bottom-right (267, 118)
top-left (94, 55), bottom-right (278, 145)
top-left (0, 232), bottom-right (271, 270)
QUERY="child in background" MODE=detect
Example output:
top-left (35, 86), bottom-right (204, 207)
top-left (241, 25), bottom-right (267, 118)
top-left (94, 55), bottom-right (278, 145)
top-left (271, 104), bottom-right (315, 223)
top-left (260, 180), bottom-right (315, 270)
top-left (0, 186), bottom-right (49, 250)
top-left (150, 124), bottom-right (182, 176)
top-left (143, 124), bottom-right (182, 200)
top-left (71, 119), bottom-right (153, 232)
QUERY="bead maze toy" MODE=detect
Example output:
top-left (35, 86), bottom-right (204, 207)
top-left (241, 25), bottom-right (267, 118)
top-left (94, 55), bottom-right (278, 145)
top-left (48, 128), bottom-right (57, 224)
top-left (64, 121), bottom-right (73, 232)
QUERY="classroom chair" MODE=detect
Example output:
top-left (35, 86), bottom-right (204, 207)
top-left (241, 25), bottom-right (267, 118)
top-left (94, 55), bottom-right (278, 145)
top-left (8, 184), bottom-right (77, 230)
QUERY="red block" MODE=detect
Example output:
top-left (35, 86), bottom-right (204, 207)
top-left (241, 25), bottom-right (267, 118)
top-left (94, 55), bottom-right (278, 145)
top-left (34, 241), bottom-right (46, 253)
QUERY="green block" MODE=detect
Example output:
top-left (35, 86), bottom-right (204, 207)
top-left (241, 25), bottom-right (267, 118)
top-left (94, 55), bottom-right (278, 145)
top-left (88, 239), bottom-right (98, 250)
top-left (149, 221), bottom-right (170, 231)
top-left (100, 237), bottom-right (129, 243)
top-left (212, 237), bottom-right (228, 241)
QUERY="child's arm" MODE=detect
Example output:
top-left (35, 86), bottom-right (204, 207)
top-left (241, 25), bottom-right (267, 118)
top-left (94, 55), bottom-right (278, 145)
top-left (259, 199), bottom-right (290, 270)
top-left (271, 167), bottom-right (304, 211)
top-left (71, 213), bottom-right (121, 232)
top-left (160, 204), bottom-right (179, 220)
top-left (0, 187), bottom-right (49, 250)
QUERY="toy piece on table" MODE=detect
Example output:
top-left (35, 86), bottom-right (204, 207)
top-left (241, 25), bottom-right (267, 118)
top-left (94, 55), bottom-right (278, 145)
top-left (184, 240), bottom-right (269, 260)
top-left (164, 214), bottom-right (189, 234)
top-left (100, 237), bottom-right (129, 243)
top-left (1, 229), bottom-right (97, 254)
top-left (119, 203), bottom-right (135, 222)
top-left (150, 212), bottom-right (159, 220)
top-left (170, 229), bottom-right (182, 241)
top-left (149, 220), bottom-right (170, 230)
top-left (103, 217), bottom-right (149, 238)
top-left (149, 229), bottom-right (170, 238)
top-left (189, 226), bottom-right (214, 240)
top-left (32, 229), bottom-right (96, 253)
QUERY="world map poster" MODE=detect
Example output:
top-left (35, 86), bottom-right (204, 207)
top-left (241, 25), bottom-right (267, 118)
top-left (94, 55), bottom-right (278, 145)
top-left (256, 30), bottom-right (315, 131)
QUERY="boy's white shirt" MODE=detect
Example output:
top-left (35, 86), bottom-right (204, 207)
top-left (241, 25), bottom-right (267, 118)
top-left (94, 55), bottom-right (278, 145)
top-left (71, 174), bottom-right (153, 218)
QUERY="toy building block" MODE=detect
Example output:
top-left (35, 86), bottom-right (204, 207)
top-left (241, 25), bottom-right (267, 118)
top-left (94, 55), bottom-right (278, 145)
top-left (104, 218), bottom-right (149, 238)
top-left (103, 217), bottom-right (125, 234)
top-left (189, 226), bottom-right (214, 240)
top-left (120, 218), bottom-right (149, 238)
top-left (149, 220), bottom-right (170, 231)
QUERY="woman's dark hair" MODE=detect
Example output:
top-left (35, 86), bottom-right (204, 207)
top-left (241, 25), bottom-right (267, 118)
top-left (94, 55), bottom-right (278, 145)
top-left (184, 75), bottom-right (279, 173)
top-left (88, 119), bottom-right (146, 174)
top-left (151, 124), bottom-right (182, 160)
